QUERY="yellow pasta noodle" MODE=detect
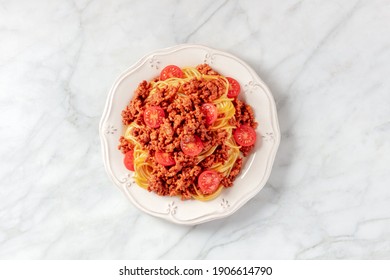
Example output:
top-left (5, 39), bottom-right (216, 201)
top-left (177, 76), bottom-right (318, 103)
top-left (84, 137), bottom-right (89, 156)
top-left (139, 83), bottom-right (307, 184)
top-left (120, 65), bottom-right (253, 201)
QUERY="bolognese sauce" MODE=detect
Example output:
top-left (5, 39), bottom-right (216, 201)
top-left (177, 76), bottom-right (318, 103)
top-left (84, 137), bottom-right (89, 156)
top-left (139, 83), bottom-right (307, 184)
top-left (118, 64), bottom-right (257, 200)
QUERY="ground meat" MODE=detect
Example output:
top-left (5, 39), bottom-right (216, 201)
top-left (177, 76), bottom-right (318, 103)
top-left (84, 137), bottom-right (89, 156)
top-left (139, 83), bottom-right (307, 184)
top-left (233, 99), bottom-right (258, 128)
top-left (181, 77), bottom-right (225, 103)
top-left (221, 158), bottom-right (243, 188)
top-left (118, 136), bottom-right (134, 154)
top-left (233, 99), bottom-right (258, 155)
top-left (121, 80), bottom-right (151, 125)
top-left (196, 64), bottom-right (220, 75)
top-left (240, 145), bottom-right (255, 157)
top-left (118, 64), bottom-right (257, 199)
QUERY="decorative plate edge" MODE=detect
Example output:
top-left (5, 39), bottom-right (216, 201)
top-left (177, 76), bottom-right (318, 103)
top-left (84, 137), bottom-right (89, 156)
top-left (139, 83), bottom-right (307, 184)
top-left (99, 44), bottom-right (281, 225)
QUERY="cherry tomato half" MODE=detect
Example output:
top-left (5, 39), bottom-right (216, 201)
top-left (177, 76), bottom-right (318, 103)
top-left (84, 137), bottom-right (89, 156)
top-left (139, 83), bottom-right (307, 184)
top-left (180, 135), bottom-right (204, 156)
top-left (124, 150), bottom-right (135, 171)
top-left (198, 170), bottom-right (221, 195)
top-left (233, 125), bottom-right (256, 146)
top-left (155, 151), bottom-right (176, 166)
top-left (201, 103), bottom-right (218, 125)
top-left (143, 106), bottom-right (165, 128)
top-left (226, 77), bottom-right (240, 98)
top-left (160, 65), bottom-right (184, 81)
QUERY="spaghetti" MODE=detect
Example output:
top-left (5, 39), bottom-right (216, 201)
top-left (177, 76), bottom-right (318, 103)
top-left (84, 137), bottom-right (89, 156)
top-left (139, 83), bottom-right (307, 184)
top-left (119, 64), bottom-right (257, 201)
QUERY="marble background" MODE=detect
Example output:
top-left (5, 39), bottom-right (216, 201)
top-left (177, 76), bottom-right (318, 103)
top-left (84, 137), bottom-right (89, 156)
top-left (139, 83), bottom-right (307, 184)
top-left (1, 0), bottom-right (389, 259)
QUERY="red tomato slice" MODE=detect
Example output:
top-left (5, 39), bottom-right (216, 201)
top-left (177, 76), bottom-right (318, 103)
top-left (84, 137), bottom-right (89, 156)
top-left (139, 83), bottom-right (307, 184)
top-left (124, 150), bottom-right (135, 171)
top-left (160, 65), bottom-right (184, 81)
top-left (198, 170), bottom-right (221, 195)
top-left (233, 125), bottom-right (256, 146)
top-left (180, 135), bottom-right (204, 156)
top-left (143, 106), bottom-right (165, 128)
top-left (155, 151), bottom-right (176, 166)
top-left (226, 77), bottom-right (240, 98)
top-left (201, 103), bottom-right (218, 125)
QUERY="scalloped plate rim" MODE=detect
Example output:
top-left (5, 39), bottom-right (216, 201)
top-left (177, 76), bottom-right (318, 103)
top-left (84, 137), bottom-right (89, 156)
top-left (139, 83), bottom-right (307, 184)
top-left (99, 44), bottom-right (280, 225)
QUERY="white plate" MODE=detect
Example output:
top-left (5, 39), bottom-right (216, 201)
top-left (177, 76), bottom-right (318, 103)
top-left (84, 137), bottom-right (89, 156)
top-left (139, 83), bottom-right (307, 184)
top-left (99, 44), bottom-right (280, 225)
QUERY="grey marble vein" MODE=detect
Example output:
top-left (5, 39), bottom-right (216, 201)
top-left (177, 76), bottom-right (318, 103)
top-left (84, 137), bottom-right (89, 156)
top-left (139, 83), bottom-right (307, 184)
top-left (0, 0), bottom-right (390, 259)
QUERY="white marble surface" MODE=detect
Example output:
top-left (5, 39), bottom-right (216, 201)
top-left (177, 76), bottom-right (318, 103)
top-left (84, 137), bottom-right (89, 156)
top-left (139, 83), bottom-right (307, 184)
top-left (0, 0), bottom-right (389, 259)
